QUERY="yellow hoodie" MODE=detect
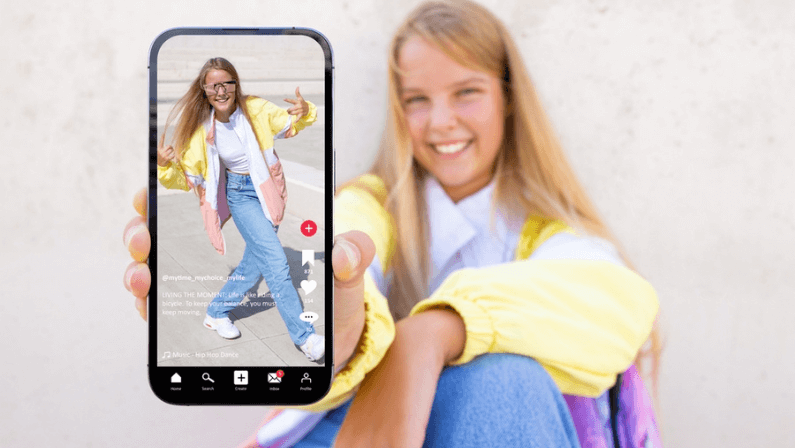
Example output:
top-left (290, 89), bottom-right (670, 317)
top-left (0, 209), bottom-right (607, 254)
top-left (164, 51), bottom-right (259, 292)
top-left (303, 174), bottom-right (658, 411)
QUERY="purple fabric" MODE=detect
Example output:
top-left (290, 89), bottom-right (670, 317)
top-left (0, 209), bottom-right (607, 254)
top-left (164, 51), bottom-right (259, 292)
top-left (564, 365), bottom-right (662, 448)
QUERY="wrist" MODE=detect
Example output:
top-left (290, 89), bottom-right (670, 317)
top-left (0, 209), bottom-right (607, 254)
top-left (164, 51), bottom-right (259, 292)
top-left (397, 309), bottom-right (466, 366)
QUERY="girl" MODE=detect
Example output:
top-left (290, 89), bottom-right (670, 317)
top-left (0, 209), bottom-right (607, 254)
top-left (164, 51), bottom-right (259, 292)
top-left (126, 2), bottom-right (661, 446)
top-left (155, 57), bottom-right (324, 361)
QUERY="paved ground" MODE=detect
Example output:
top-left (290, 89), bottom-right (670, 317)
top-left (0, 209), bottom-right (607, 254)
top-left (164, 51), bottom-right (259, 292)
top-left (156, 177), bottom-right (327, 368)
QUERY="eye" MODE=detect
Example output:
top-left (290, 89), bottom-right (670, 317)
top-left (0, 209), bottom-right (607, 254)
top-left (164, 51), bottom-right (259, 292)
top-left (403, 95), bottom-right (428, 105)
top-left (456, 88), bottom-right (480, 97)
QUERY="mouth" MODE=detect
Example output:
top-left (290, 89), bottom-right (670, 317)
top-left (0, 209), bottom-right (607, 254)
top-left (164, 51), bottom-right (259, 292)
top-left (430, 140), bottom-right (472, 155)
top-left (215, 96), bottom-right (230, 105)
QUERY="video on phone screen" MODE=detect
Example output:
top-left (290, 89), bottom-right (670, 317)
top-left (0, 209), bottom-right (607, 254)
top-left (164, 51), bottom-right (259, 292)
top-left (155, 34), bottom-right (326, 368)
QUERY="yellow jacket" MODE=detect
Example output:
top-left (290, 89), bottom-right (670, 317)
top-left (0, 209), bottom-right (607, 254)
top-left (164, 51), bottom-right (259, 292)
top-left (305, 174), bottom-right (658, 411)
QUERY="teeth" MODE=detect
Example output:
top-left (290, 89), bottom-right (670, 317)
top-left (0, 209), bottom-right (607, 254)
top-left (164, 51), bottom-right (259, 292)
top-left (433, 141), bottom-right (468, 154)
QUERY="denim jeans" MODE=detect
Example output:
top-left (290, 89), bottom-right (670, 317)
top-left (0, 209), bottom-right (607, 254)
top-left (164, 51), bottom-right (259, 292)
top-left (206, 171), bottom-right (314, 346)
top-left (293, 354), bottom-right (581, 448)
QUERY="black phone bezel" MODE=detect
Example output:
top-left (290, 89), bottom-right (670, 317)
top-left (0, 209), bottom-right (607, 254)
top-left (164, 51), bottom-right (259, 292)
top-left (147, 27), bottom-right (334, 406)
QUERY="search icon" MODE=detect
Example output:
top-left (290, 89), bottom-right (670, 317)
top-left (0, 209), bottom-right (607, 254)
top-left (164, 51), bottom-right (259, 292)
top-left (202, 372), bottom-right (215, 383)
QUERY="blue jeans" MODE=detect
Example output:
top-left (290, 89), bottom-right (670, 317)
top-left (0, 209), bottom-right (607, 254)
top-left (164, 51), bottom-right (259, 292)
top-left (206, 172), bottom-right (314, 346)
top-left (294, 354), bottom-right (581, 448)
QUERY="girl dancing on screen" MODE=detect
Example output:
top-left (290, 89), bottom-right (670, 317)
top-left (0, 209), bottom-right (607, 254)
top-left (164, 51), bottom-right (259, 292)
top-left (156, 57), bottom-right (324, 362)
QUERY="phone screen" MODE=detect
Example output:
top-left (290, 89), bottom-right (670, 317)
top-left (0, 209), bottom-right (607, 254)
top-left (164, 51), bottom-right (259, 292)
top-left (147, 28), bottom-right (333, 405)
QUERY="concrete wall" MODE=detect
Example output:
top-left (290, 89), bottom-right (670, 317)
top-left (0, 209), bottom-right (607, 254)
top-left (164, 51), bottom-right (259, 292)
top-left (1, 0), bottom-right (793, 446)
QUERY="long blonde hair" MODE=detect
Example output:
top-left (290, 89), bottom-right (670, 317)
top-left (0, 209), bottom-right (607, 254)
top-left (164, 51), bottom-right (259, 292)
top-left (162, 57), bottom-right (266, 165)
top-left (371, 0), bottom-right (661, 390)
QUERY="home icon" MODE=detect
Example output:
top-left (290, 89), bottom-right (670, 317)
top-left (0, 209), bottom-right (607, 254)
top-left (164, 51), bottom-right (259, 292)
top-left (171, 373), bottom-right (182, 383)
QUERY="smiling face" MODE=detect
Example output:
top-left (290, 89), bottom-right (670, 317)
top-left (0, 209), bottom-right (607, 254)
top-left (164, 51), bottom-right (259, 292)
top-left (204, 69), bottom-right (237, 122)
top-left (398, 36), bottom-right (506, 202)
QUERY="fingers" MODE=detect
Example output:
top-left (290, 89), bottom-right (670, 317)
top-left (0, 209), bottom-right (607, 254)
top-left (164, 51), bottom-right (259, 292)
top-left (157, 145), bottom-right (176, 167)
top-left (133, 188), bottom-right (146, 217)
top-left (332, 231), bottom-right (375, 286)
top-left (124, 261), bottom-right (150, 320)
top-left (125, 187), bottom-right (151, 321)
top-left (284, 100), bottom-right (304, 116)
top-left (164, 146), bottom-right (176, 161)
top-left (124, 215), bottom-right (150, 263)
top-left (284, 87), bottom-right (307, 116)
top-left (125, 260), bottom-right (151, 298)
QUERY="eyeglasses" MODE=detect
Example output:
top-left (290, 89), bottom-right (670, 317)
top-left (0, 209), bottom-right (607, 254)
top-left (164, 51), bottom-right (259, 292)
top-left (202, 80), bottom-right (237, 94)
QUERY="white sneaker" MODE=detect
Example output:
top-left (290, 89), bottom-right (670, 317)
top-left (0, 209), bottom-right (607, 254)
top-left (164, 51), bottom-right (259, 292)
top-left (300, 334), bottom-right (325, 361)
top-left (203, 314), bottom-right (241, 339)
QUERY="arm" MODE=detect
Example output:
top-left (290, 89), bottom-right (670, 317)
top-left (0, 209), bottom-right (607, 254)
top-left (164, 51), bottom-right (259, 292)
top-left (269, 87), bottom-right (318, 139)
top-left (410, 255), bottom-right (659, 397)
top-left (156, 129), bottom-right (206, 191)
top-left (333, 309), bottom-right (465, 448)
top-left (156, 163), bottom-right (190, 191)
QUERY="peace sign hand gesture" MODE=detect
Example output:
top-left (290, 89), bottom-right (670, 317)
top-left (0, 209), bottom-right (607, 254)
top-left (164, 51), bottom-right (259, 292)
top-left (284, 86), bottom-right (309, 119)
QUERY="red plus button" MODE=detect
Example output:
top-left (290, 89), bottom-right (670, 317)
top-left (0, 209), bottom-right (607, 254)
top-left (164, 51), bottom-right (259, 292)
top-left (300, 220), bottom-right (317, 237)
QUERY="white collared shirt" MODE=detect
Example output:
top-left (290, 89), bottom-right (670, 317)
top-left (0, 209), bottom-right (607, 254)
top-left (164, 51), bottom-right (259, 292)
top-left (424, 176), bottom-right (525, 293)
top-left (366, 176), bottom-right (624, 297)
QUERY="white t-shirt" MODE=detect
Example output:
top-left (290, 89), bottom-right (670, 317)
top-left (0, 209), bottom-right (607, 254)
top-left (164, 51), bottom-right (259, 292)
top-left (215, 108), bottom-right (281, 173)
top-left (215, 118), bottom-right (249, 173)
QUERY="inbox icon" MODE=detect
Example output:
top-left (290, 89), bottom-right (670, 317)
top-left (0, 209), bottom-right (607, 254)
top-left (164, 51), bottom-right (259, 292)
top-left (268, 370), bottom-right (284, 383)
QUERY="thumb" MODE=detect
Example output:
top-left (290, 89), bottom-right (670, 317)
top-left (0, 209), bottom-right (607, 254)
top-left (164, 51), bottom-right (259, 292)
top-left (333, 231), bottom-right (375, 329)
top-left (333, 231), bottom-right (375, 286)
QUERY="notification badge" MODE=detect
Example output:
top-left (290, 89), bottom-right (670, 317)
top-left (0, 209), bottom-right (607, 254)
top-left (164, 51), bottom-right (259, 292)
top-left (300, 220), bottom-right (318, 237)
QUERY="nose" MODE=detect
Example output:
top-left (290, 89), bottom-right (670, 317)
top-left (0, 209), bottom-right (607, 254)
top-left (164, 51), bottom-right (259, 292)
top-left (428, 100), bottom-right (456, 130)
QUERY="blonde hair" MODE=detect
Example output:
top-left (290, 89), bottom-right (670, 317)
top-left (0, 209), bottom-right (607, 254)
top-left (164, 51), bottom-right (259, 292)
top-left (370, 0), bottom-right (661, 391)
top-left (162, 57), bottom-right (266, 166)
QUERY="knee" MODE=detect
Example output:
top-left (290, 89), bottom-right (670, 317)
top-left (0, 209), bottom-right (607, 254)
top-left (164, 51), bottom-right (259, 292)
top-left (434, 354), bottom-right (557, 412)
top-left (425, 354), bottom-right (577, 448)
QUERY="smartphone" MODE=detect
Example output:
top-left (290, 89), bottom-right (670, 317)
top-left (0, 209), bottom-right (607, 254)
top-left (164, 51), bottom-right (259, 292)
top-left (147, 28), bottom-right (334, 405)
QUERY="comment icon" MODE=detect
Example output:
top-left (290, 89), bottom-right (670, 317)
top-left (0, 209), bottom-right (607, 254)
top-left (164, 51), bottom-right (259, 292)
top-left (300, 312), bottom-right (319, 324)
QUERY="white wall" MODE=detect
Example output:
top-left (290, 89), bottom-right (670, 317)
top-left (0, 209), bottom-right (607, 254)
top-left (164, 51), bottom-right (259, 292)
top-left (1, 0), bottom-right (793, 446)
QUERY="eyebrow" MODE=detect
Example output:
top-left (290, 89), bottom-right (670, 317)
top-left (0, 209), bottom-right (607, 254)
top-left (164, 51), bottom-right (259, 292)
top-left (400, 76), bottom-right (489, 94)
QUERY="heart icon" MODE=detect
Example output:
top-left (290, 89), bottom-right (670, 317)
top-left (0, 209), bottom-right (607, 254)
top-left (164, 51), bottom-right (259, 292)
top-left (300, 280), bottom-right (317, 295)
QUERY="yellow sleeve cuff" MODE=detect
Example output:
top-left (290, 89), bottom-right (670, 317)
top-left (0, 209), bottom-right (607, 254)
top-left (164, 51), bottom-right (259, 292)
top-left (410, 260), bottom-right (658, 397)
top-left (294, 101), bottom-right (318, 131)
top-left (156, 162), bottom-right (190, 191)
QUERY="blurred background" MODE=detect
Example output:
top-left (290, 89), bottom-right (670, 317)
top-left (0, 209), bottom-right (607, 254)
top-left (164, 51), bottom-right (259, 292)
top-left (1, 0), bottom-right (793, 446)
